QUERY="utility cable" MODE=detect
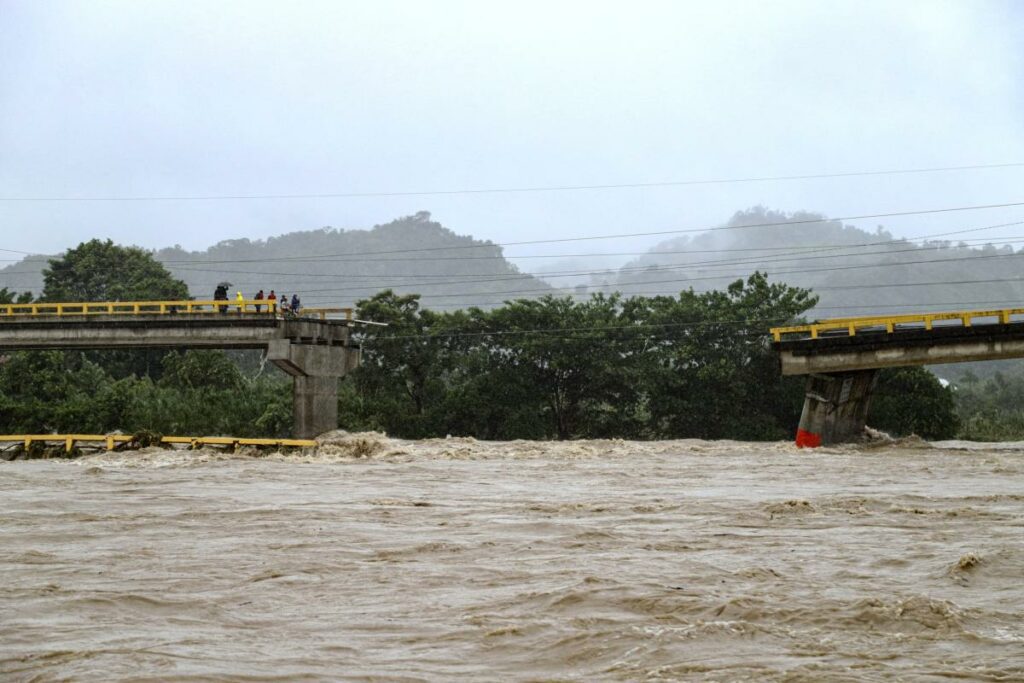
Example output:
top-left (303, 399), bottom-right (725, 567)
top-left (4, 161), bottom-right (1022, 202)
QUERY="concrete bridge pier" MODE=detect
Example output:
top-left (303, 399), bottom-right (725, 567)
top-left (268, 340), bottom-right (360, 439)
top-left (795, 369), bottom-right (878, 448)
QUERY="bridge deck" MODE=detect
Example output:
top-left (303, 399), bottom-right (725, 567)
top-left (772, 306), bottom-right (1024, 375)
top-left (0, 312), bottom-right (353, 350)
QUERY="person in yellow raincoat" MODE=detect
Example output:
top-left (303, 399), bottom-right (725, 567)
top-left (236, 291), bottom-right (244, 313)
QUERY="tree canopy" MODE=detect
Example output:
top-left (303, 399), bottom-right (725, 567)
top-left (42, 239), bottom-right (188, 302)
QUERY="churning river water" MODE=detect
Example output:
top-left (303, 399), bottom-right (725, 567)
top-left (2, 434), bottom-right (1023, 682)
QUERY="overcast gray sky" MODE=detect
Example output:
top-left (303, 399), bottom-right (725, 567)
top-left (1, 0), bottom-right (1023, 263)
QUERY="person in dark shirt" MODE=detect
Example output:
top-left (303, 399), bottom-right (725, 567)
top-left (214, 285), bottom-right (228, 314)
top-left (254, 289), bottom-right (265, 313)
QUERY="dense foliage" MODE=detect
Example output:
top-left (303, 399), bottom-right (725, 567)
top-left (0, 242), bottom-right (292, 436)
top-left (0, 238), bottom-right (987, 441)
top-left (954, 368), bottom-right (1024, 440)
top-left (42, 238), bottom-right (189, 302)
top-left (867, 367), bottom-right (959, 440)
top-left (0, 350), bottom-right (291, 437)
top-left (340, 274), bottom-right (820, 440)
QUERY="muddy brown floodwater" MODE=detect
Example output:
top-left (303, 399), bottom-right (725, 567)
top-left (2, 433), bottom-right (1023, 682)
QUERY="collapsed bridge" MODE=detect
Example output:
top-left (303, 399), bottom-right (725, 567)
top-left (772, 307), bottom-right (1024, 447)
top-left (0, 300), bottom-right (363, 438)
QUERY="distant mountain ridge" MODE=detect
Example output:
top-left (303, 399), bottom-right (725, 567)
top-left (593, 206), bottom-right (1024, 320)
top-left (0, 212), bottom-right (553, 309)
top-left (4, 207), bottom-right (1024, 320)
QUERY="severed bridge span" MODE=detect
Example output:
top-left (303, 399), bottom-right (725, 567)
top-left (0, 300), bottom-right (363, 438)
top-left (772, 306), bottom-right (1024, 447)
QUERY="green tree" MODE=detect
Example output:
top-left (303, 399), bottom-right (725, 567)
top-left (0, 288), bottom-right (32, 305)
top-left (482, 294), bottom-right (639, 439)
top-left (0, 351), bottom-right (113, 433)
top-left (627, 272), bottom-right (816, 440)
top-left (867, 367), bottom-right (959, 439)
top-left (343, 290), bottom-right (466, 437)
top-left (41, 240), bottom-right (190, 379)
top-left (42, 239), bottom-right (188, 302)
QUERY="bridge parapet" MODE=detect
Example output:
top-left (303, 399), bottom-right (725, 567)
top-left (771, 306), bottom-right (1024, 343)
top-left (0, 298), bottom-right (354, 319)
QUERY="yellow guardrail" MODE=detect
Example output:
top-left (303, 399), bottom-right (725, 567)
top-left (771, 307), bottom-right (1024, 342)
top-left (0, 434), bottom-right (317, 453)
top-left (0, 299), bottom-right (275, 316)
top-left (0, 300), bottom-right (354, 319)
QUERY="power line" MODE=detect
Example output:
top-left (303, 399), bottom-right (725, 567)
top-left (3, 234), bottom-right (1019, 288)
top-left (3, 201), bottom-right (1023, 267)
top-left (352, 298), bottom-right (1024, 343)
top-left (197, 256), bottom-right (1024, 299)
top-left (3, 162), bottom-right (1022, 202)
top-left (1, 216), bottom-right (1010, 285)
top-left (415, 298), bottom-right (1024, 313)
top-left (361, 317), bottom-right (797, 342)
top-left (158, 203), bottom-right (1024, 262)
top-left (281, 271), bottom-right (1024, 304)
top-left (154, 231), bottom-right (1024, 293)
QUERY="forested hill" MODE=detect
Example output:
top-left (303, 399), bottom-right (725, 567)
top-left (598, 207), bottom-right (1024, 320)
top-left (0, 212), bottom-right (552, 309)
top-left (5, 207), bottom-right (1024, 317)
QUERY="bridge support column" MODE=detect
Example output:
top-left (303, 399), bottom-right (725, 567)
top-left (796, 369), bottom-right (878, 447)
top-left (293, 376), bottom-right (340, 439)
top-left (268, 341), bottom-right (360, 439)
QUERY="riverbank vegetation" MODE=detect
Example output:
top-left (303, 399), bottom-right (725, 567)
top-left (0, 239), bottom-right (998, 442)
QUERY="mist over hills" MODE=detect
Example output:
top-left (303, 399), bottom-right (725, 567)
top-left (0, 212), bottom-right (553, 309)
top-left (590, 207), bottom-right (1024, 320)
top-left (4, 208), bottom-right (1024, 325)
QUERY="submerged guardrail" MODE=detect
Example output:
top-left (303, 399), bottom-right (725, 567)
top-left (770, 306), bottom-right (1024, 342)
top-left (0, 434), bottom-right (317, 455)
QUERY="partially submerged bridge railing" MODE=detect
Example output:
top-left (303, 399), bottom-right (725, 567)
top-left (0, 434), bottom-right (317, 455)
top-left (771, 306), bottom-right (1024, 342)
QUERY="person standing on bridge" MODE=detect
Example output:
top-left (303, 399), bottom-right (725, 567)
top-left (267, 290), bottom-right (277, 314)
top-left (279, 294), bottom-right (290, 316)
top-left (254, 289), bottom-right (265, 313)
top-left (214, 285), bottom-right (228, 314)
top-left (291, 293), bottom-right (301, 315)
top-left (236, 291), bottom-right (245, 313)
